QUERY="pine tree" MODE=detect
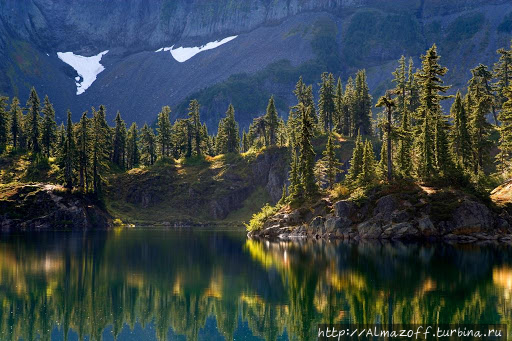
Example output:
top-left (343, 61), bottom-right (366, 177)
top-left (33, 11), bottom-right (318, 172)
top-left (375, 94), bottom-right (395, 181)
top-left (64, 110), bottom-right (75, 189)
top-left (322, 133), bottom-right (339, 189)
top-left (415, 44), bottom-right (451, 180)
top-left (354, 70), bottom-right (373, 136)
top-left (318, 72), bottom-right (335, 132)
top-left (494, 46), bottom-right (512, 110)
top-left (449, 91), bottom-right (472, 170)
top-left (345, 77), bottom-right (357, 137)
top-left (76, 112), bottom-right (89, 191)
top-left (140, 123), bottom-right (156, 166)
top-left (0, 96), bottom-right (8, 153)
top-left (469, 64), bottom-right (497, 125)
top-left (392, 55), bottom-right (407, 123)
top-left (347, 132), bottom-right (364, 183)
top-left (241, 130), bottom-right (249, 152)
top-left (377, 141), bottom-right (388, 180)
top-left (396, 104), bottom-right (413, 178)
top-left (288, 143), bottom-right (302, 200)
top-left (126, 123), bottom-right (139, 169)
top-left (157, 106), bottom-right (172, 157)
top-left (278, 184), bottom-right (288, 206)
top-left (216, 104), bottom-right (240, 154)
top-left (434, 114), bottom-right (452, 177)
top-left (112, 112), bottom-right (127, 168)
top-left (188, 99), bottom-right (202, 156)
top-left (9, 97), bottom-right (21, 150)
top-left (407, 57), bottom-right (421, 114)
top-left (334, 78), bottom-right (348, 135)
top-left (298, 103), bottom-right (317, 197)
top-left (265, 96), bottom-right (279, 146)
top-left (357, 140), bottom-right (376, 186)
top-left (40, 95), bottom-right (56, 158)
top-left (26, 87), bottom-right (41, 153)
top-left (91, 106), bottom-right (110, 194)
top-left (497, 85), bottom-right (512, 174)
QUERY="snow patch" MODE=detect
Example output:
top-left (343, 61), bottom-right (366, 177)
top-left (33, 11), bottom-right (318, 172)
top-left (57, 50), bottom-right (109, 95)
top-left (155, 36), bottom-right (237, 63)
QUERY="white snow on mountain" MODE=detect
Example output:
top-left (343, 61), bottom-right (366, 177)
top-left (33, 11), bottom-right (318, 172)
top-left (156, 36), bottom-right (237, 63)
top-left (57, 50), bottom-right (109, 95)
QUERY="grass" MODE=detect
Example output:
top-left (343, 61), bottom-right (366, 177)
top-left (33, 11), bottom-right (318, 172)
top-left (244, 203), bottom-right (280, 232)
top-left (224, 186), bottom-right (272, 223)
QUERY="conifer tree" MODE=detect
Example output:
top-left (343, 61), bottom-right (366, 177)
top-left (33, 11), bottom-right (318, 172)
top-left (140, 123), bottom-right (156, 166)
top-left (377, 142), bottom-right (388, 180)
top-left (278, 184), bottom-right (288, 206)
top-left (216, 104), bottom-right (240, 154)
top-left (345, 77), bottom-right (357, 137)
top-left (434, 114), bottom-right (452, 177)
top-left (347, 132), bottom-right (364, 182)
top-left (0, 96), bottom-right (8, 153)
top-left (126, 123), bottom-right (139, 169)
top-left (357, 140), bottom-right (376, 186)
top-left (392, 56), bottom-right (407, 122)
top-left (322, 133), bottom-right (339, 189)
top-left (241, 130), bottom-right (249, 153)
top-left (112, 112), bottom-right (127, 168)
top-left (41, 95), bottom-right (56, 158)
top-left (396, 105), bottom-right (413, 178)
top-left (26, 87), bottom-right (41, 153)
top-left (407, 58), bottom-right (421, 114)
top-left (9, 97), bottom-right (21, 150)
top-left (469, 64), bottom-right (497, 125)
top-left (354, 70), bottom-right (372, 136)
top-left (91, 106), bottom-right (110, 194)
top-left (449, 91), bottom-right (472, 170)
top-left (415, 44), bottom-right (450, 180)
top-left (188, 100), bottom-right (202, 156)
top-left (76, 112), bottom-right (89, 191)
top-left (318, 72), bottom-right (335, 132)
top-left (494, 46), bottom-right (512, 110)
top-left (298, 103), bottom-right (317, 197)
top-left (288, 143), bottom-right (302, 200)
top-left (157, 106), bottom-right (172, 157)
top-left (497, 85), bottom-right (512, 174)
top-left (375, 94), bottom-right (395, 181)
top-left (63, 110), bottom-right (75, 189)
top-left (334, 78), bottom-right (348, 135)
top-left (265, 96), bottom-right (279, 146)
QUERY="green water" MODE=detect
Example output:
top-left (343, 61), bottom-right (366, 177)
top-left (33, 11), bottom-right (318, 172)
top-left (1, 228), bottom-right (512, 341)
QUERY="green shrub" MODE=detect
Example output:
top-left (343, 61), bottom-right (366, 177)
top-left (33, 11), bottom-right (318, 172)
top-left (245, 203), bottom-right (279, 232)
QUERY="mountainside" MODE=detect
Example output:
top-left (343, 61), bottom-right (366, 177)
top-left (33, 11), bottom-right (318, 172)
top-left (1, 0), bottom-right (512, 130)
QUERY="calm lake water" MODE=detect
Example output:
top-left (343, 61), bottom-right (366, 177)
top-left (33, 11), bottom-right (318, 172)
top-left (1, 228), bottom-right (512, 341)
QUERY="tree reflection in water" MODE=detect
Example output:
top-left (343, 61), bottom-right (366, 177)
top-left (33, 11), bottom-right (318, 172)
top-left (0, 230), bottom-right (511, 340)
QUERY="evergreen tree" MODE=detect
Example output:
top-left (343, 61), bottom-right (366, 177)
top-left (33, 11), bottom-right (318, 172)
top-left (494, 46), bottom-right (512, 110)
top-left (140, 123), bottom-right (156, 166)
top-left (0, 96), bottom-right (8, 153)
top-left (392, 55), bottom-right (407, 123)
top-left (497, 85), bottom-right (512, 174)
top-left (298, 103), bottom-right (317, 197)
top-left (322, 133), bottom-right (339, 189)
top-left (63, 110), bottom-right (75, 189)
top-left (415, 44), bottom-right (450, 180)
top-left (354, 70), bottom-right (373, 136)
top-left (157, 106), bottom-right (172, 157)
top-left (288, 146), bottom-right (302, 200)
top-left (188, 99), bottom-right (202, 156)
top-left (265, 96), bottom-right (279, 146)
top-left (357, 140), bottom-right (376, 186)
top-left (91, 106), bottom-right (110, 194)
top-left (434, 114), bottom-right (452, 177)
top-left (40, 95), bottom-right (56, 158)
top-left (375, 94), bottom-right (395, 181)
top-left (112, 112), bottom-right (127, 168)
top-left (76, 112), bottom-right (89, 191)
top-left (318, 72), bottom-right (335, 132)
top-left (126, 123), bottom-right (139, 169)
top-left (377, 141), bottom-right (388, 180)
top-left (334, 78), bottom-right (348, 135)
top-left (9, 97), bottom-right (21, 150)
top-left (344, 77), bottom-right (357, 137)
top-left (26, 87), bottom-right (41, 153)
top-left (407, 57), bottom-right (421, 114)
top-left (241, 130), bottom-right (249, 153)
top-left (216, 104), bottom-right (240, 154)
top-left (449, 91), bottom-right (472, 170)
top-left (347, 132), bottom-right (364, 182)
top-left (396, 104), bottom-right (413, 178)
top-left (469, 64), bottom-right (497, 125)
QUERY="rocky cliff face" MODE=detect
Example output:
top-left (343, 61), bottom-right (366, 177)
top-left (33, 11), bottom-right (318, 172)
top-left (1, 0), bottom-right (512, 130)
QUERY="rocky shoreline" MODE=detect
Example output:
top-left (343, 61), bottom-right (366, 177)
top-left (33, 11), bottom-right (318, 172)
top-left (0, 184), bottom-right (112, 231)
top-left (248, 186), bottom-right (512, 243)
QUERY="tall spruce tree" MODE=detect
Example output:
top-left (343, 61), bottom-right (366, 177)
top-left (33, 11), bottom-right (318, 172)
top-left (140, 123), bottom-right (156, 166)
top-left (449, 91), bottom-right (472, 170)
top-left (407, 58), bottom-right (421, 114)
top-left (298, 103), bottom-right (317, 197)
top-left (375, 94), bottom-right (395, 181)
top-left (354, 70), bottom-right (373, 136)
top-left (64, 110), bottom-right (75, 189)
top-left (216, 104), bottom-right (240, 154)
top-left (322, 133), bottom-right (339, 189)
top-left (497, 85), bottom-right (512, 174)
top-left (157, 106), bottom-right (172, 157)
top-left (0, 96), bottom-right (8, 153)
top-left (318, 72), bottom-right (335, 132)
top-left (91, 106), bottom-right (110, 194)
top-left (415, 44), bottom-right (450, 180)
top-left (288, 145), bottom-right (302, 201)
top-left (357, 140), bottom-right (376, 186)
top-left (26, 87), bottom-right (41, 153)
top-left (265, 96), bottom-right (279, 146)
top-left (76, 112), bottom-right (89, 191)
top-left (126, 123), bottom-right (139, 169)
top-left (494, 46), bottom-right (512, 110)
top-left (188, 99), bottom-right (202, 156)
top-left (434, 114), bottom-right (452, 177)
top-left (334, 78), bottom-right (348, 135)
top-left (392, 56), bottom-right (407, 123)
top-left (9, 97), bottom-right (21, 150)
top-left (41, 95), bottom-right (56, 158)
top-left (347, 132), bottom-right (364, 182)
top-left (112, 112), bottom-right (127, 168)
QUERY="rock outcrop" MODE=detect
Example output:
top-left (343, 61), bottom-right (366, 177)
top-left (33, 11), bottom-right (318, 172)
top-left (249, 185), bottom-right (512, 242)
top-left (0, 184), bottom-right (112, 231)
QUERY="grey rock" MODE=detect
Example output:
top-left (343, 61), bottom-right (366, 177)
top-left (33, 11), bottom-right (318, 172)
top-left (324, 216), bottom-right (352, 232)
top-left (334, 200), bottom-right (355, 217)
top-left (417, 216), bottom-right (437, 236)
top-left (373, 194), bottom-right (398, 221)
top-left (452, 199), bottom-right (494, 232)
top-left (357, 220), bottom-right (383, 239)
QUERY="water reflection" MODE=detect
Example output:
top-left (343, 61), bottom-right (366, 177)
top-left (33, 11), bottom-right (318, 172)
top-left (0, 230), bottom-right (512, 340)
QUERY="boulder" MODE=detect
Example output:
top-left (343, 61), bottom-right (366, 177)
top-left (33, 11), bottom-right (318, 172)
top-left (381, 222), bottom-right (418, 239)
top-left (334, 200), bottom-right (355, 217)
top-left (452, 199), bottom-right (494, 232)
top-left (309, 216), bottom-right (325, 233)
top-left (324, 216), bottom-right (352, 233)
top-left (417, 216), bottom-right (437, 236)
top-left (357, 220), bottom-right (383, 239)
top-left (373, 194), bottom-right (398, 221)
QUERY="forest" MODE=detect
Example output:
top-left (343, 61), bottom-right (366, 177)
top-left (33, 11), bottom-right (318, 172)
top-left (1, 43), bottom-right (512, 224)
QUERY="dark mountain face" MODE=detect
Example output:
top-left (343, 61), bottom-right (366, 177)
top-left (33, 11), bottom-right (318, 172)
top-left (1, 0), bottom-right (512, 130)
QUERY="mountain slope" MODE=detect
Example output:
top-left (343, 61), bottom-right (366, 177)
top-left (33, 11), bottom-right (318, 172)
top-left (1, 0), bottom-right (512, 130)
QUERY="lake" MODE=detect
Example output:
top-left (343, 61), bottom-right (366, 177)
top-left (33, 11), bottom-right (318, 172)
top-left (1, 228), bottom-right (512, 340)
